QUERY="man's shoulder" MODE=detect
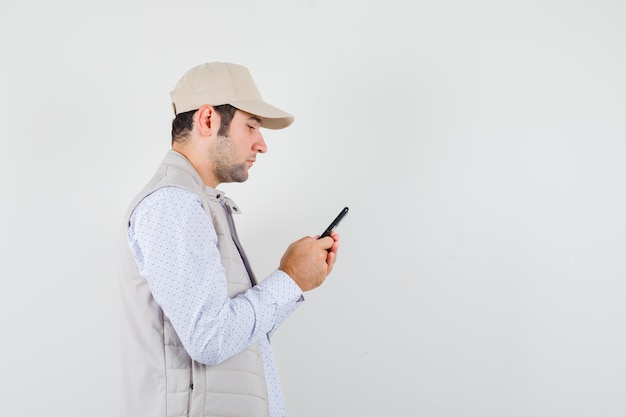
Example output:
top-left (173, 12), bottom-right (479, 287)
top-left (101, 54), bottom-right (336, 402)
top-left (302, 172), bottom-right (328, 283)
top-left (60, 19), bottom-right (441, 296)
top-left (140, 186), bottom-right (200, 207)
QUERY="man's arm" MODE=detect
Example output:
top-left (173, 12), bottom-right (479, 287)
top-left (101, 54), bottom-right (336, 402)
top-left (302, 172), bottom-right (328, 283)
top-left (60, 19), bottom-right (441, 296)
top-left (127, 186), bottom-right (302, 365)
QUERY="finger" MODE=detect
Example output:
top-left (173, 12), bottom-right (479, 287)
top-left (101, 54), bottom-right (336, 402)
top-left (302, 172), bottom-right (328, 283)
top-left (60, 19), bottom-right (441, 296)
top-left (328, 232), bottom-right (341, 252)
top-left (328, 236), bottom-right (340, 254)
top-left (325, 250), bottom-right (336, 272)
top-left (317, 235), bottom-right (334, 250)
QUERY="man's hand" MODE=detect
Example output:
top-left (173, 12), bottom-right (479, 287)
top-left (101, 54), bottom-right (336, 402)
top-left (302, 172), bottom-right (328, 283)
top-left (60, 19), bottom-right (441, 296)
top-left (278, 231), bottom-right (341, 291)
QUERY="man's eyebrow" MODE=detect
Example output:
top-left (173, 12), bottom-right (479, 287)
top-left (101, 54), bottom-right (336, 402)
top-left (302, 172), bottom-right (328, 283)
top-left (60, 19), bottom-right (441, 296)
top-left (249, 115), bottom-right (263, 126)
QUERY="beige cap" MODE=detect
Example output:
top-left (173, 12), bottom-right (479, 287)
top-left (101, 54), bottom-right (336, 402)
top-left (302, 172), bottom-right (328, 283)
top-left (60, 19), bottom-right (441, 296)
top-left (170, 62), bottom-right (294, 130)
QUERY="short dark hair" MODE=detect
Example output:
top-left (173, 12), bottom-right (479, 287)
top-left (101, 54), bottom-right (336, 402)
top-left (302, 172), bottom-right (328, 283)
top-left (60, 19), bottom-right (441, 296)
top-left (171, 104), bottom-right (238, 145)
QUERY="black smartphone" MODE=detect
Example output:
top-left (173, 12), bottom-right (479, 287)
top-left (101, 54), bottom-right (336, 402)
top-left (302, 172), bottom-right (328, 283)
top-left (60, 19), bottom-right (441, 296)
top-left (319, 207), bottom-right (349, 239)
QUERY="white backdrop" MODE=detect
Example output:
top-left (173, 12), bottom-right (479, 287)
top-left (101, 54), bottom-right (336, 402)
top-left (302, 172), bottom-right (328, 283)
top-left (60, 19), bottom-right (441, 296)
top-left (1, 1), bottom-right (625, 416)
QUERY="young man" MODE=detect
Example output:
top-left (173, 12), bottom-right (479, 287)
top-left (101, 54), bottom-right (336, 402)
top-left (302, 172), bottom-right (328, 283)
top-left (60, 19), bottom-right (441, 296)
top-left (119, 62), bottom-right (340, 417)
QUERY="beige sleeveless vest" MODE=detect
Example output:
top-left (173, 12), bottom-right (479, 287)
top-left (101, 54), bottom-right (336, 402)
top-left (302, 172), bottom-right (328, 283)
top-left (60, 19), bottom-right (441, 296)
top-left (119, 150), bottom-right (269, 417)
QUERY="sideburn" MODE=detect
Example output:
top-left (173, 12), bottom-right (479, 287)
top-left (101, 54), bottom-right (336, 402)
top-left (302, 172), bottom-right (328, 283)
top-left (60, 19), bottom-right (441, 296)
top-left (214, 104), bottom-right (237, 136)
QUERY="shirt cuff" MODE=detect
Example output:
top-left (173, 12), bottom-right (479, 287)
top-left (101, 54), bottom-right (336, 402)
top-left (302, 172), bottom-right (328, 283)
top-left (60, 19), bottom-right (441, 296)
top-left (258, 270), bottom-right (305, 305)
top-left (258, 270), bottom-right (305, 336)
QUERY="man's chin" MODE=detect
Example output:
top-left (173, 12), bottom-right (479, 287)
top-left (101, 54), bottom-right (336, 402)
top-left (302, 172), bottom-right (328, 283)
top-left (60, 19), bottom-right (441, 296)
top-left (223, 171), bottom-right (249, 184)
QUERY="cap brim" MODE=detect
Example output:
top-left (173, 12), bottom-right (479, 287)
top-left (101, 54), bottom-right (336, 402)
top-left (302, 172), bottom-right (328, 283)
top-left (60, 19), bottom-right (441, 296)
top-left (230, 100), bottom-right (294, 130)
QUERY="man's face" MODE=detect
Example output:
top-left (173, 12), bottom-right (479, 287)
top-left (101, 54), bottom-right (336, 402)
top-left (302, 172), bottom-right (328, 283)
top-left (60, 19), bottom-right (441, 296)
top-left (211, 109), bottom-right (267, 184)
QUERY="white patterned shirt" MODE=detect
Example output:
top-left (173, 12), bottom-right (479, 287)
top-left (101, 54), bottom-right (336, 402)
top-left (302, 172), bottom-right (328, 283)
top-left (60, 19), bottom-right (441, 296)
top-left (127, 186), bottom-right (303, 417)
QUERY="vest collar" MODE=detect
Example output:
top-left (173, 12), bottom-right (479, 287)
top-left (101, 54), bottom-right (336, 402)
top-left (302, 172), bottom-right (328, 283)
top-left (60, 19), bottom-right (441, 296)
top-left (164, 150), bottom-right (242, 214)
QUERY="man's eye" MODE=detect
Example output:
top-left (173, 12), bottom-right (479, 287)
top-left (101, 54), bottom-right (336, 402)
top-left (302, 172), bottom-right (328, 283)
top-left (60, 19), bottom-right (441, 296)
top-left (248, 125), bottom-right (255, 130)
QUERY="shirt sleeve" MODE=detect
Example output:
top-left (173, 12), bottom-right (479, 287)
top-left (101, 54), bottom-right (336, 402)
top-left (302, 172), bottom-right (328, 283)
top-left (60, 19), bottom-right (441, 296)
top-left (127, 186), bottom-right (303, 365)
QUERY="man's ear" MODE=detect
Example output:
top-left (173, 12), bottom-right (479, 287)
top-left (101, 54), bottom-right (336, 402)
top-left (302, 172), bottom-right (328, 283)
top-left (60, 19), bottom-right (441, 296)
top-left (196, 105), bottom-right (218, 137)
